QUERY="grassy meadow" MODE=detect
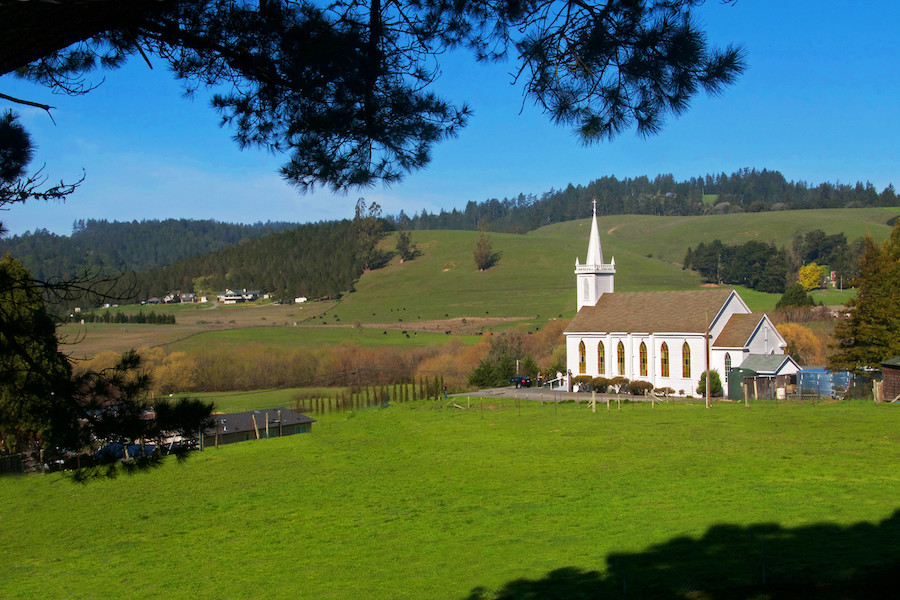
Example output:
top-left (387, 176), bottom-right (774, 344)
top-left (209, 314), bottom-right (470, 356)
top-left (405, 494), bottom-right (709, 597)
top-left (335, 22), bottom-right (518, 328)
top-left (3, 399), bottom-right (900, 599)
top-left (185, 387), bottom-right (335, 413)
top-left (571, 207), bottom-right (900, 266)
top-left (165, 325), bottom-right (484, 353)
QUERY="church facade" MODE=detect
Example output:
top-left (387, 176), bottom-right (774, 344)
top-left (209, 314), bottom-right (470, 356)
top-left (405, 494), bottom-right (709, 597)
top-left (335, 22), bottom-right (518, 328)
top-left (564, 204), bottom-right (787, 395)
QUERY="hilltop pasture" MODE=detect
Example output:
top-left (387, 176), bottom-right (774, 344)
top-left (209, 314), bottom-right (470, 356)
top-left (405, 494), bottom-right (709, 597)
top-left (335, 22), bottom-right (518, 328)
top-left (2, 400), bottom-right (899, 599)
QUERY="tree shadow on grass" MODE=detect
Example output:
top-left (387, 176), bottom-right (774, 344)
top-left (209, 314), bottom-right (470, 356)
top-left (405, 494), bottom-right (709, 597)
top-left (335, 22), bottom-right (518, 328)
top-left (462, 510), bottom-right (900, 599)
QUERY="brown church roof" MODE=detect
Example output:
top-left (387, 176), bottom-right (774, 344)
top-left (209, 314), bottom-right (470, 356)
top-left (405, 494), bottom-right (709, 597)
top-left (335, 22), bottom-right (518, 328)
top-left (566, 289), bottom-right (736, 335)
top-left (713, 313), bottom-right (764, 348)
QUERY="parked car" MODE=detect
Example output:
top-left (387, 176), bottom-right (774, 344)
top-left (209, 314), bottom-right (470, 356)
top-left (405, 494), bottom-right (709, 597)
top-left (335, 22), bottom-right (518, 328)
top-left (509, 376), bottom-right (532, 388)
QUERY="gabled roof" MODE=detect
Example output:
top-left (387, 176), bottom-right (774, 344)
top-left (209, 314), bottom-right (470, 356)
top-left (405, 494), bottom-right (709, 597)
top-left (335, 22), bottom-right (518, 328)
top-left (713, 313), bottom-right (765, 348)
top-left (882, 356), bottom-right (900, 368)
top-left (738, 354), bottom-right (799, 376)
top-left (565, 288), bottom-right (734, 335)
top-left (205, 408), bottom-right (315, 435)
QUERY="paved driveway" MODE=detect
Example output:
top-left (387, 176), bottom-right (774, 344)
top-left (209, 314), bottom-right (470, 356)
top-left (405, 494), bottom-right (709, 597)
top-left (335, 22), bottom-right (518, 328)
top-left (453, 386), bottom-right (670, 403)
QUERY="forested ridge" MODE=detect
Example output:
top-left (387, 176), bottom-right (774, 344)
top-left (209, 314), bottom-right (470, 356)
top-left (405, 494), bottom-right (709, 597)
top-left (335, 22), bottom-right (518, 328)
top-left (120, 220), bottom-right (367, 302)
top-left (0, 218), bottom-right (297, 282)
top-left (406, 169), bottom-right (899, 232)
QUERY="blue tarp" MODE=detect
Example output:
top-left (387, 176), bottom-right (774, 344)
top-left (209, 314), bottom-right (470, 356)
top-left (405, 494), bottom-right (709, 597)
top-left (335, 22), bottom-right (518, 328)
top-left (798, 368), bottom-right (852, 397)
top-left (95, 443), bottom-right (157, 462)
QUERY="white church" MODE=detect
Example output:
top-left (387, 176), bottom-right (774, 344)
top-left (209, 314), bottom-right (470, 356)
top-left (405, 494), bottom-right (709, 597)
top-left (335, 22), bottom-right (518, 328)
top-left (564, 203), bottom-right (793, 395)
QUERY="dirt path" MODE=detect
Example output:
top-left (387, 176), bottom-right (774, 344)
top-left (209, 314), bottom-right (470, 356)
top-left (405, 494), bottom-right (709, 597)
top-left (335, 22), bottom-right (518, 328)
top-left (363, 316), bottom-right (527, 334)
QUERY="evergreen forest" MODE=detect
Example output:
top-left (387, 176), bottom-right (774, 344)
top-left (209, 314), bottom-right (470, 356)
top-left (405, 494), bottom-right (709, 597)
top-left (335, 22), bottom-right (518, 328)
top-left (116, 219), bottom-right (375, 302)
top-left (0, 218), bottom-right (296, 282)
top-left (683, 229), bottom-right (867, 294)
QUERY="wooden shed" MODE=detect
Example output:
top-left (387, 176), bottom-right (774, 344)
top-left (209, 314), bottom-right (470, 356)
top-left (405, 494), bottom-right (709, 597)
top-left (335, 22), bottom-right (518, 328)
top-left (202, 408), bottom-right (315, 448)
top-left (882, 357), bottom-right (900, 403)
top-left (727, 353), bottom-right (800, 400)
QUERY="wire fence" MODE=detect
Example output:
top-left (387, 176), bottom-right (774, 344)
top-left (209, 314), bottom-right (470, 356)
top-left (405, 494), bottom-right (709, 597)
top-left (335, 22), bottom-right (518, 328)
top-left (292, 380), bottom-right (449, 415)
top-left (0, 449), bottom-right (48, 475)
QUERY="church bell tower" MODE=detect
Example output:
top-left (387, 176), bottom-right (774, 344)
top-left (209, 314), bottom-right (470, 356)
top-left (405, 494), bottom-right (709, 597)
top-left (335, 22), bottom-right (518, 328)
top-left (575, 200), bottom-right (615, 311)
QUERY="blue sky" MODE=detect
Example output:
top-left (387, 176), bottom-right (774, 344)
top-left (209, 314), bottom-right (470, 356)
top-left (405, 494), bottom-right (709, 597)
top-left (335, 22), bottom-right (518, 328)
top-left (2, 1), bottom-right (899, 236)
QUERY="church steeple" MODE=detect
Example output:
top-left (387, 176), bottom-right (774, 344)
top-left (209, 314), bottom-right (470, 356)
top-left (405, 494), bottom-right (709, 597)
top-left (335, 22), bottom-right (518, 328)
top-left (575, 199), bottom-right (615, 311)
top-left (585, 199), bottom-right (604, 266)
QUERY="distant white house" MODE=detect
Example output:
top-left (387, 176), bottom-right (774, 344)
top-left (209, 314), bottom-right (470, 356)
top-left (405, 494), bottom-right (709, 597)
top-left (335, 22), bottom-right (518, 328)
top-left (564, 201), bottom-right (788, 395)
top-left (294, 297), bottom-right (308, 303)
top-left (217, 289), bottom-right (261, 304)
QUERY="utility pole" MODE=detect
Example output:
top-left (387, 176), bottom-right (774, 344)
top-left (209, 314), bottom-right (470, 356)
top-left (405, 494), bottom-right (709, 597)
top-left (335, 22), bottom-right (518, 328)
top-left (705, 311), bottom-right (711, 409)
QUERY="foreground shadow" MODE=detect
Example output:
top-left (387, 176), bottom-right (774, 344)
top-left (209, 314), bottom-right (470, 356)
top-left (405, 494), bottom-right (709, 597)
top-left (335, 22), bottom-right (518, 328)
top-left (463, 510), bottom-right (900, 599)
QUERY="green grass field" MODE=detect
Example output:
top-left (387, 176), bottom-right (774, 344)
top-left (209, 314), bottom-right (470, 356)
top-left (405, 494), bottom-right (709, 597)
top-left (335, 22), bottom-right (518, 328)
top-left (185, 386), bottom-right (370, 413)
top-left (171, 388), bottom-right (312, 413)
top-left (166, 324), bottom-right (484, 352)
top-left (577, 207), bottom-right (898, 266)
top-left (3, 399), bottom-right (899, 599)
top-left (811, 287), bottom-right (858, 307)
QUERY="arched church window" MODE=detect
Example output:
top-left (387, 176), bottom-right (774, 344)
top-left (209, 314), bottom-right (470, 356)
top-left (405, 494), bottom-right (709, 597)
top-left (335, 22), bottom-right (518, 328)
top-left (578, 341), bottom-right (586, 374)
top-left (639, 342), bottom-right (647, 377)
top-left (617, 341), bottom-right (625, 376)
top-left (598, 341), bottom-right (605, 375)
top-left (661, 342), bottom-right (670, 377)
top-left (724, 353), bottom-right (731, 384)
top-left (682, 342), bottom-right (691, 378)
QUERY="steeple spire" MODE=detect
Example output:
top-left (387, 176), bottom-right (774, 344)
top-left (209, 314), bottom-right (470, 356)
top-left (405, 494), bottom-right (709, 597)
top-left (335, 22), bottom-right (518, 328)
top-left (585, 198), bottom-right (604, 266)
top-left (574, 198), bottom-right (615, 311)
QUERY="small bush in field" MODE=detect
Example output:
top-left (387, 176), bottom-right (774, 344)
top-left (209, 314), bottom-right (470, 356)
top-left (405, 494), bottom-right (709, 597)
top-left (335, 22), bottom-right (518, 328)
top-left (609, 376), bottom-right (629, 392)
top-left (628, 380), bottom-right (653, 395)
top-left (572, 375), bottom-right (593, 390)
top-left (591, 377), bottom-right (611, 392)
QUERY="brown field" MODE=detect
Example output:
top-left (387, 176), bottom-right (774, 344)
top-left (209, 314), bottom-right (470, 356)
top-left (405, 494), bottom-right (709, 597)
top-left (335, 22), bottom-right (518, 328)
top-left (57, 301), bottom-right (522, 359)
top-left (58, 323), bottom-right (210, 360)
top-left (363, 316), bottom-right (526, 334)
top-left (59, 300), bottom-right (336, 358)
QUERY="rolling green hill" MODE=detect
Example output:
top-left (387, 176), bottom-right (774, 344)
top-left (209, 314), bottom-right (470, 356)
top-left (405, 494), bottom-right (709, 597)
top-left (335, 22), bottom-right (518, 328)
top-left (584, 207), bottom-right (898, 264)
top-left (332, 207), bottom-right (898, 323)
